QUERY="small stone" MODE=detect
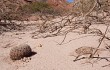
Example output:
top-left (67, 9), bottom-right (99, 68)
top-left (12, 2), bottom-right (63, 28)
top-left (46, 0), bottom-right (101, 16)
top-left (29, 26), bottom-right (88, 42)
top-left (38, 44), bottom-right (42, 47)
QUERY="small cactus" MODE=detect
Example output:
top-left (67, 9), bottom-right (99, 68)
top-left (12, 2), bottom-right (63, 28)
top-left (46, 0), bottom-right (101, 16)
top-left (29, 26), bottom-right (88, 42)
top-left (10, 44), bottom-right (32, 60)
top-left (73, 46), bottom-right (105, 61)
top-left (72, 46), bottom-right (95, 61)
top-left (75, 47), bottom-right (94, 56)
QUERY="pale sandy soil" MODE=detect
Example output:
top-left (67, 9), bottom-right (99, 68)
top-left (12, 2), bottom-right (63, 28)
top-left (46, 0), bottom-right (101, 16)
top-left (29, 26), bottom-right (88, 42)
top-left (0, 23), bottom-right (110, 70)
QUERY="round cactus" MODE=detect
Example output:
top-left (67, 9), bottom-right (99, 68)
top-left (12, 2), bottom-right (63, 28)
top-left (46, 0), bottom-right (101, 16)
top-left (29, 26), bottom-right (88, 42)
top-left (10, 44), bottom-right (32, 60)
top-left (75, 47), bottom-right (94, 56)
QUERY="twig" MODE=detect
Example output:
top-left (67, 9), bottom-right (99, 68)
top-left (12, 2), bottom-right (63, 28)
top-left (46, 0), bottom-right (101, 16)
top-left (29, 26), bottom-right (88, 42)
top-left (58, 32), bottom-right (69, 45)
top-left (90, 25), bottom-right (109, 57)
top-left (73, 56), bottom-right (110, 62)
top-left (92, 57), bottom-right (110, 62)
top-left (84, 0), bottom-right (97, 17)
top-left (61, 34), bottom-right (98, 45)
top-left (73, 57), bottom-right (87, 62)
top-left (102, 64), bottom-right (110, 67)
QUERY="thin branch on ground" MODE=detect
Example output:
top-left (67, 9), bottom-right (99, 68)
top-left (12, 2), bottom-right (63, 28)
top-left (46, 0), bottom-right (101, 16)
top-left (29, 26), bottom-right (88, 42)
top-left (90, 25), bottom-right (109, 57)
top-left (60, 34), bottom-right (98, 45)
top-left (73, 56), bottom-right (110, 62)
top-left (58, 32), bottom-right (69, 45)
top-left (102, 64), bottom-right (110, 67)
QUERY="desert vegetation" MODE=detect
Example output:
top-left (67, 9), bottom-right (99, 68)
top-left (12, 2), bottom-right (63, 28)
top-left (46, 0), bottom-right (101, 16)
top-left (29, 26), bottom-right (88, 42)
top-left (1, 0), bottom-right (110, 69)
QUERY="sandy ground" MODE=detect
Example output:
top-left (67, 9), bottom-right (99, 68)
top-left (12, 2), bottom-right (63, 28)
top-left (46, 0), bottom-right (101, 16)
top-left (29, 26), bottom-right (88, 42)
top-left (0, 23), bottom-right (110, 70)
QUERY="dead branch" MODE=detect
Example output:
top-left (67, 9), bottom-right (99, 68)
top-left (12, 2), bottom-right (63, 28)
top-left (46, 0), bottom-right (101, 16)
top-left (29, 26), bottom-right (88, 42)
top-left (90, 25), bottom-right (109, 57)
top-left (61, 35), bottom-right (98, 45)
top-left (84, 0), bottom-right (97, 17)
top-left (73, 56), bottom-right (110, 62)
top-left (58, 32), bottom-right (68, 45)
top-left (102, 64), bottom-right (110, 67)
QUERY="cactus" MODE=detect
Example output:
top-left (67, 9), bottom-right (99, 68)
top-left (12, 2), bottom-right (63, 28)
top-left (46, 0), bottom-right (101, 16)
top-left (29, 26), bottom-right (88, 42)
top-left (73, 46), bottom-right (106, 61)
top-left (10, 44), bottom-right (32, 60)
top-left (73, 46), bottom-right (95, 61)
top-left (75, 47), bottom-right (94, 56)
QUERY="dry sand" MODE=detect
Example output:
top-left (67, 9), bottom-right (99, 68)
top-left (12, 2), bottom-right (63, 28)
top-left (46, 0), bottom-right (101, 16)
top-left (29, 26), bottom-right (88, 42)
top-left (0, 23), bottom-right (110, 70)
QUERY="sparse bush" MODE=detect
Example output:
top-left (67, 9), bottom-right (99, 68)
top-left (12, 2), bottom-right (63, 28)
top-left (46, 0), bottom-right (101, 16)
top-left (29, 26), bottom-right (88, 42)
top-left (21, 2), bottom-right (54, 14)
top-left (73, 0), bottom-right (110, 16)
top-left (0, 0), bottom-right (23, 21)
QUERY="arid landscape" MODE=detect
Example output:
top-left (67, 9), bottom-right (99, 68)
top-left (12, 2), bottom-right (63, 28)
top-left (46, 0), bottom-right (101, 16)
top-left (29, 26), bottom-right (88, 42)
top-left (0, 21), bottom-right (110, 70)
top-left (1, 0), bottom-right (110, 70)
